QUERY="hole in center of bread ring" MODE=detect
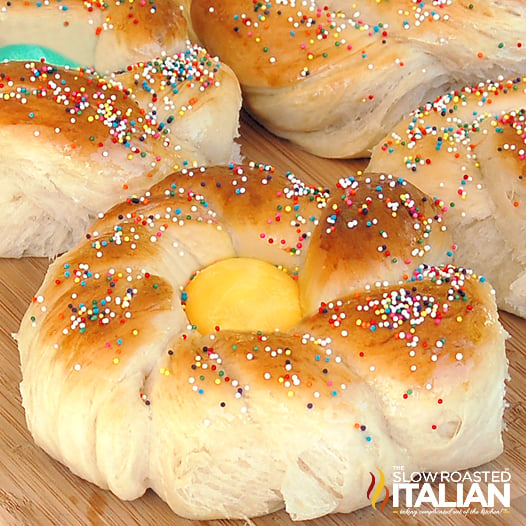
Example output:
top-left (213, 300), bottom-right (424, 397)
top-left (183, 257), bottom-right (302, 333)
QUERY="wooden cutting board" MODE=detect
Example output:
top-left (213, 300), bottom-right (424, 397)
top-left (0, 112), bottom-right (524, 526)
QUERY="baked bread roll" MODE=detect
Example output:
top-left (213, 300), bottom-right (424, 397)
top-left (0, 0), bottom-right (190, 73)
top-left (0, 53), bottom-right (241, 258)
top-left (190, 0), bottom-right (526, 158)
top-left (368, 76), bottom-right (526, 318)
top-left (17, 163), bottom-right (508, 521)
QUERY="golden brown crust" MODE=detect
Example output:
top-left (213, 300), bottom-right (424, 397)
top-left (0, 62), bottom-right (139, 155)
top-left (191, 0), bottom-right (346, 87)
top-left (191, 0), bottom-right (526, 88)
top-left (102, 0), bottom-right (187, 48)
top-left (299, 172), bottom-right (451, 313)
top-left (190, 1), bottom-right (411, 88)
top-left (91, 163), bottom-right (330, 271)
top-left (40, 263), bottom-right (175, 374)
top-left (88, 165), bottom-right (452, 276)
top-left (298, 266), bottom-right (491, 387)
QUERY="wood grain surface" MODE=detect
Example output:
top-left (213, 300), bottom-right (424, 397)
top-left (0, 111), bottom-right (524, 526)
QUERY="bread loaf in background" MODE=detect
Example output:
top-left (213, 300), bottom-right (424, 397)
top-left (368, 76), bottom-right (526, 318)
top-left (190, 0), bottom-right (526, 158)
top-left (0, 53), bottom-right (242, 258)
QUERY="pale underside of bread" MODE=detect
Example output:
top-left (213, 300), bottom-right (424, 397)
top-left (190, 0), bottom-right (526, 158)
top-left (242, 47), bottom-right (452, 159)
top-left (0, 0), bottom-right (190, 74)
top-left (0, 54), bottom-right (242, 258)
top-left (17, 165), bottom-right (508, 521)
top-left (368, 77), bottom-right (526, 317)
